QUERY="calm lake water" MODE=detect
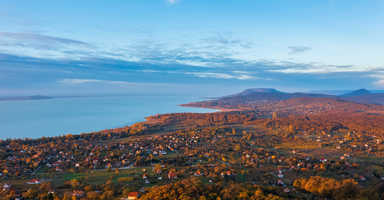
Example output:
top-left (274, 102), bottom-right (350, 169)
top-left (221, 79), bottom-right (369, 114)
top-left (0, 95), bottom-right (215, 139)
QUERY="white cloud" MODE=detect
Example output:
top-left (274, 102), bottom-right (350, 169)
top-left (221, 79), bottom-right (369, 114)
top-left (369, 74), bottom-right (384, 87)
top-left (58, 79), bottom-right (137, 86)
top-left (58, 79), bottom-right (175, 88)
top-left (375, 79), bottom-right (384, 87)
top-left (139, 69), bottom-right (259, 80)
top-left (236, 74), bottom-right (254, 80)
top-left (185, 72), bottom-right (254, 80)
top-left (175, 60), bottom-right (215, 67)
top-left (270, 64), bottom-right (378, 74)
top-left (232, 70), bottom-right (250, 74)
top-left (59, 79), bottom-right (98, 84)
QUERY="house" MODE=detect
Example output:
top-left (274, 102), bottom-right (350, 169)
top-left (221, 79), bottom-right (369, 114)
top-left (126, 192), bottom-right (139, 200)
top-left (194, 170), bottom-right (202, 176)
top-left (168, 170), bottom-right (177, 179)
top-left (359, 176), bottom-right (367, 181)
top-left (72, 190), bottom-right (85, 198)
top-left (26, 179), bottom-right (40, 185)
top-left (277, 179), bottom-right (285, 186)
top-left (2, 183), bottom-right (10, 190)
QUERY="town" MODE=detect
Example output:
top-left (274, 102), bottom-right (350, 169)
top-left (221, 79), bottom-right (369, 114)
top-left (1, 95), bottom-right (384, 199)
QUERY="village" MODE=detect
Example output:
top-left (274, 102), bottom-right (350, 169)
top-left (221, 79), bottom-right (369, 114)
top-left (1, 108), bottom-right (384, 199)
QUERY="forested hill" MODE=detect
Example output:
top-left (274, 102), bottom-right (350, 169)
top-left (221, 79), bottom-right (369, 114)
top-left (182, 88), bottom-right (384, 110)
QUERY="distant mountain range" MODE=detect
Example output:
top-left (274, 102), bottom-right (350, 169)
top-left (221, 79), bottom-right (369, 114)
top-left (182, 88), bottom-right (384, 110)
top-left (341, 89), bottom-right (371, 97)
top-left (232, 88), bottom-right (384, 105)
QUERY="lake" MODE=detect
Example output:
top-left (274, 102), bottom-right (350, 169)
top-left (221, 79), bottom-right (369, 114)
top-left (0, 95), bottom-right (215, 139)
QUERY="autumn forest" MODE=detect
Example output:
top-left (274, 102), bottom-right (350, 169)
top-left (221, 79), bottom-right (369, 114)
top-left (2, 89), bottom-right (384, 200)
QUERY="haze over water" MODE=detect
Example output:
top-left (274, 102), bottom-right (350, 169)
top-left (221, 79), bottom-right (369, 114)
top-left (0, 95), bottom-right (214, 139)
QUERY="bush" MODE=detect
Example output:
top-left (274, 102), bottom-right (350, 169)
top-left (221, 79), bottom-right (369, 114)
top-left (293, 176), bottom-right (359, 198)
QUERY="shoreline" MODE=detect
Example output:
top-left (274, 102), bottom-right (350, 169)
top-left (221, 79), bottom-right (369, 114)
top-left (179, 103), bottom-right (243, 112)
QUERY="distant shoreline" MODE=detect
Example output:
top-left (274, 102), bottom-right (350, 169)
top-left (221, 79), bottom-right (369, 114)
top-left (0, 95), bottom-right (53, 101)
top-left (0, 94), bottom-right (214, 102)
top-left (180, 103), bottom-right (241, 112)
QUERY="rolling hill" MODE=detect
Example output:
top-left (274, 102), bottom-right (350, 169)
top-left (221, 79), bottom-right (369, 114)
top-left (182, 88), bottom-right (384, 110)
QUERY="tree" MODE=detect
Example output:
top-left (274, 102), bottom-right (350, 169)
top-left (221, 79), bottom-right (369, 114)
top-left (272, 112), bottom-right (278, 120)
top-left (87, 191), bottom-right (99, 199)
top-left (69, 179), bottom-right (81, 189)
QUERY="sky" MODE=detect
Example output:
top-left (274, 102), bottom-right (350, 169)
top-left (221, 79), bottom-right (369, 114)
top-left (0, 0), bottom-right (383, 96)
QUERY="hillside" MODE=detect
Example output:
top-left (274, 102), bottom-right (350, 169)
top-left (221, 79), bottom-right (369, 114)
top-left (342, 93), bottom-right (384, 105)
top-left (341, 89), bottom-right (371, 97)
top-left (182, 88), bottom-right (384, 110)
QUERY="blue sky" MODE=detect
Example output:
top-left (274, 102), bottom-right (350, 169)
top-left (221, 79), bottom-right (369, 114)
top-left (0, 0), bottom-right (383, 96)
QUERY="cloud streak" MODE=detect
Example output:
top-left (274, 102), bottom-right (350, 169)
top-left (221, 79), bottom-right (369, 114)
top-left (288, 46), bottom-right (312, 54)
top-left (202, 34), bottom-right (253, 49)
top-left (375, 80), bottom-right (384, 87)
top-left (0, 32), bottom-right (94, 60)
top-left (369, 74), bottom-right (384, 87)
top-left (58, 79), bottom-right (177, 88)
top-left (0, 32), bottom-right (90, 46)
top-left (268, 62), bottom-right (379, 74)
top-left (185, 72), bottom-right (255, 80)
